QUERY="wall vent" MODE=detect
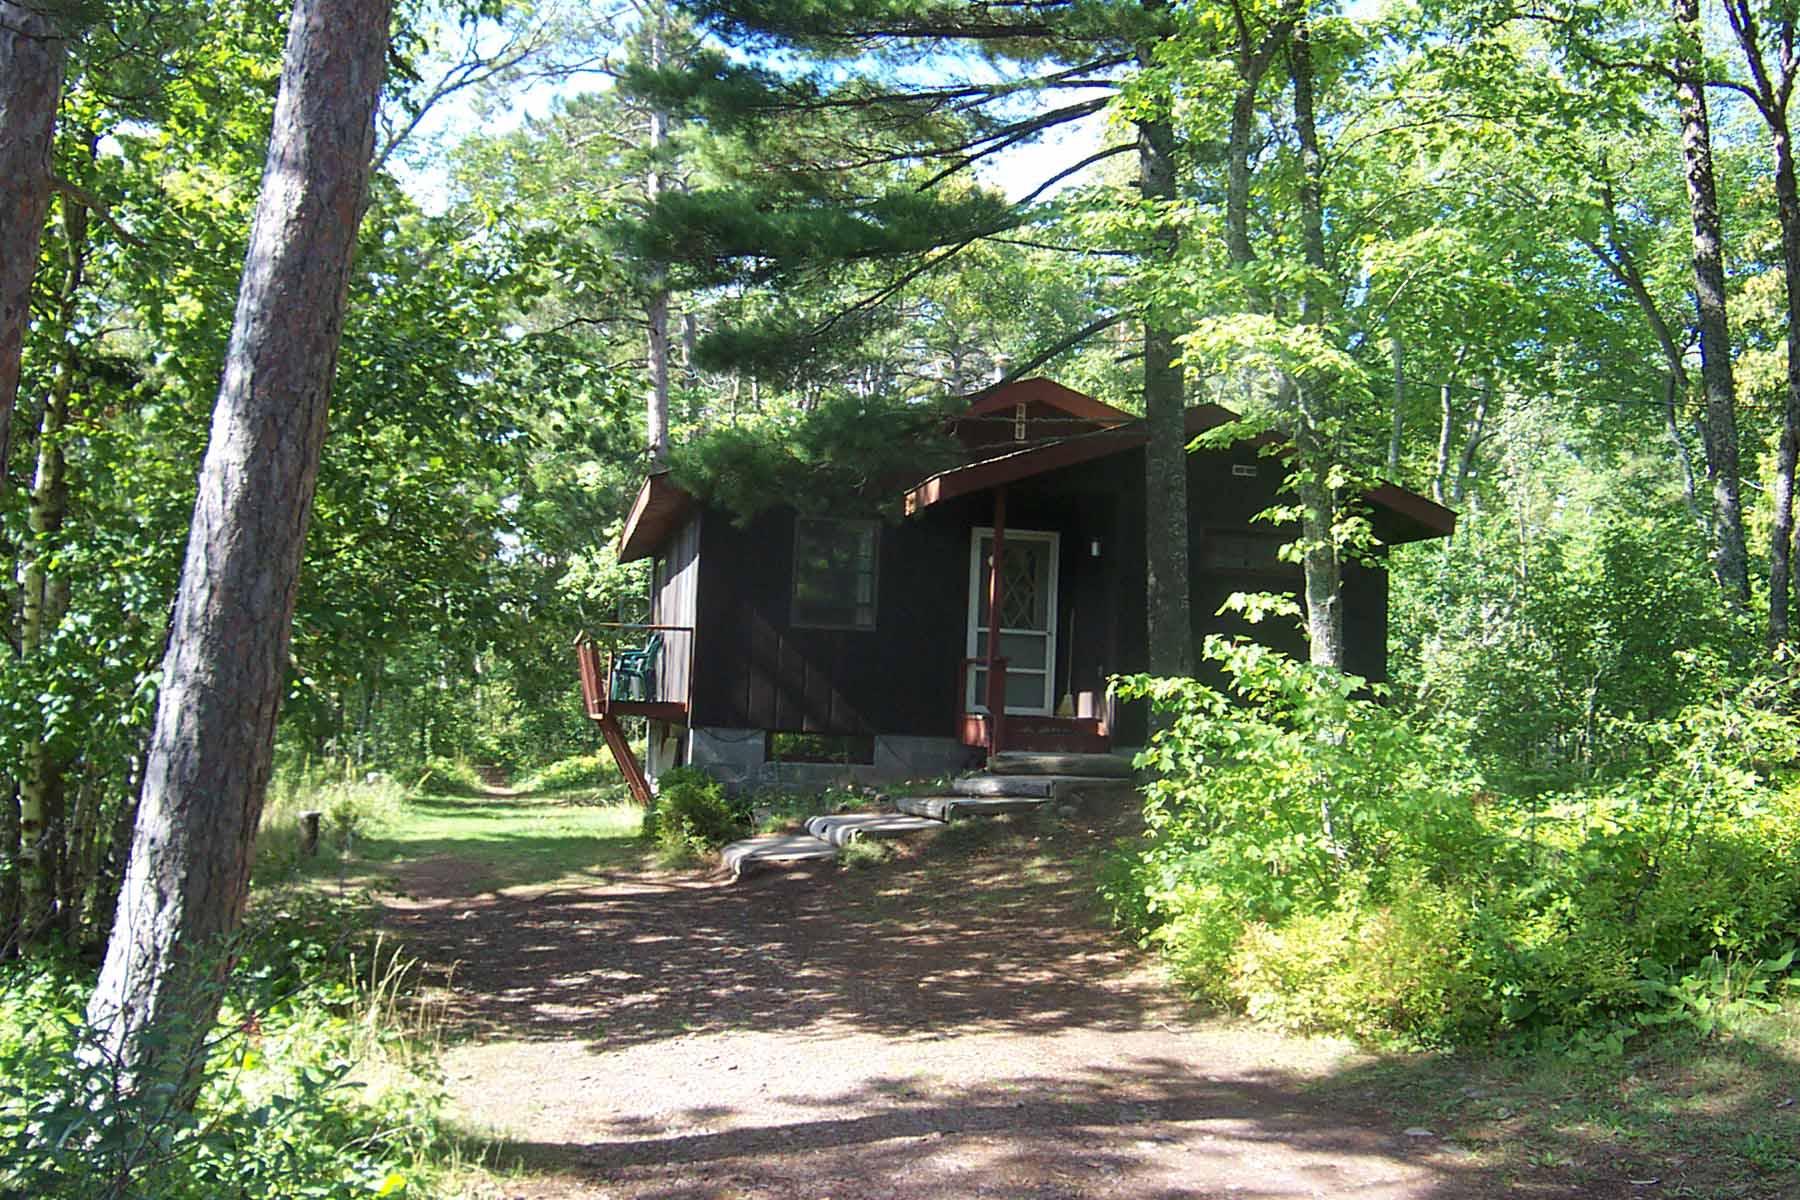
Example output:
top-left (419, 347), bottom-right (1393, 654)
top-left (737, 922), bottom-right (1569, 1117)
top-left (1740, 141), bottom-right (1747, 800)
top-left (1232, 464), bottom-right (1258, 478)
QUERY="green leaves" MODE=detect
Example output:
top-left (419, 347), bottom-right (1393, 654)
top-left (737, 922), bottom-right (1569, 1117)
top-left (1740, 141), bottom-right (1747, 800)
top-left (1108, 635), bottom-right (1800, 1047)
top-left (668, 389), bottom-right (961, 522)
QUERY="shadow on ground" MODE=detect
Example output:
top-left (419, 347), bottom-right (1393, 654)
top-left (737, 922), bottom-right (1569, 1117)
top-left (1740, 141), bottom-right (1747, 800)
top-left (382, 812), bottom-right (1800, 1200)
top-left (386, 826), bottom-right (1148, 1047)
top-left (482, 1056), bottom-right (1494, 1199)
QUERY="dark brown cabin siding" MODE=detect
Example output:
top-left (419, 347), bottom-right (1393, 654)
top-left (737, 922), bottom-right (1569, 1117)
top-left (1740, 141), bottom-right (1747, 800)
top-left (688, 440), bottom-right (1395, 746)
top-left (691, 508), bottom-right (967, 736)
top-left (648, 514), bottom-right (700, 707)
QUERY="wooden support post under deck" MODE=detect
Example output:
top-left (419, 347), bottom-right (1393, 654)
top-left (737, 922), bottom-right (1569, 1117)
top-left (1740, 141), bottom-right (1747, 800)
top-left (598, 713), bottom-right (653, 807)
top-left (986, 486), bottom-right (1007, 758)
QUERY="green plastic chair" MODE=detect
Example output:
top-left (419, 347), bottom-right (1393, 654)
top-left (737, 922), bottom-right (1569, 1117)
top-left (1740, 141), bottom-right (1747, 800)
top-left (611, 632), bottom-right (663, 701)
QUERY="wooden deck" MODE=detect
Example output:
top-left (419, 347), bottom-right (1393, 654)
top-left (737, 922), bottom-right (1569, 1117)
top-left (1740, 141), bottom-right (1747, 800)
top-left (576, 628), bottom-right (693, 806)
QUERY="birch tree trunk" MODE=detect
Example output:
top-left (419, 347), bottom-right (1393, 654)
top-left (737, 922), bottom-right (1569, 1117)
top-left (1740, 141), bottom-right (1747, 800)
top-left (84, 0), bottom-right (392, 1093)
top-left (1291, 17), bottom-right (1344, 670)
top-left (0, 2), bottom-right (65, 479)
top-left (1673, 0), bottom-right (1751, 608)
top-left (17, 196), bottom-right (85, 948)
top-left (1432, 379), bottom-right (1454, 505)
top-left (1224, 2), bottom-right (1298, 269)
top-left (1452, 376), bottom-right (1492, 505)
top-left (1388, 333), bottom-right (1404, 476)
top-left (1764, 109), bottom-right (1800, 649)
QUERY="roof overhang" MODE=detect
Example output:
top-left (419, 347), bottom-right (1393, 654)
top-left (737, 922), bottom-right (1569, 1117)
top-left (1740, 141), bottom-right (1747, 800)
top-left (617, 471), bottom-right (696, 563)
top-left (904, 403), bottom-right (1456, 544)
top-left (904, 404), bottom-right (1238, 516)
top-left (1365, 483), bottom-right (1456, 543)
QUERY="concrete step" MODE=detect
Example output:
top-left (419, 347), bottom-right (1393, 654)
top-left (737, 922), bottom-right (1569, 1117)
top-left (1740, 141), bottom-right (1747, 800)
top-left (720, 833), bottom-right (838, 880)
top-left (895, 793), bottom-right (1048, 822)
top-left (953, 773), bottom-right (1138, 801)
top-left (987, 751), bottom-right (1133, 779)
top-left (804, 812), bottom-right (944, 847)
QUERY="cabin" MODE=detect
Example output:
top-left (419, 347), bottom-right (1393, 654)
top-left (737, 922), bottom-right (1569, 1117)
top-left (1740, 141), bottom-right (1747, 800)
top-left (576, 378), bottom-right (1455, 801)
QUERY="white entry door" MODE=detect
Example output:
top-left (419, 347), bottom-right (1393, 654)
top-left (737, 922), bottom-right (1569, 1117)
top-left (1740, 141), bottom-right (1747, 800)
top-left (966, 527), bottom-right (1059, 715)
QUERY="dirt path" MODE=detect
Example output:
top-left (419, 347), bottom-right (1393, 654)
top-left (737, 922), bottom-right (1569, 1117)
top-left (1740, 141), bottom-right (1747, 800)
top-left (378, 820), bottom-right (1581, 1199)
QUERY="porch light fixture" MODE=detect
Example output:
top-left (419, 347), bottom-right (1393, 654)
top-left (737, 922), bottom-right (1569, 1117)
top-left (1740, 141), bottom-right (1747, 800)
top-left (1089, 538), bottom-right (1102, 558)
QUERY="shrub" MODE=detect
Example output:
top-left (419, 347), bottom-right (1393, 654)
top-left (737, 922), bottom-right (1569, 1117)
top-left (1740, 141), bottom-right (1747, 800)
top-left (642, 767), bottom-right (745, 862)
top-left (402, 756), bottom-right (486, 797)
top-left (1108, 637), bottom-right (1800, 1048)
top-left (518, 753), bottom-right (617, 795)
top-left (746, 784), bottom-right (865, 834)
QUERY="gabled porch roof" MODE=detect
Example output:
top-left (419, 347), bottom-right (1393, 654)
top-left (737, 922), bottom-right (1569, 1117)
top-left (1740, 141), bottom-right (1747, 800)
top-left (905, 399), bottom-right (1456, 545)
top-left (904, 403), bottom-right (1238, 515)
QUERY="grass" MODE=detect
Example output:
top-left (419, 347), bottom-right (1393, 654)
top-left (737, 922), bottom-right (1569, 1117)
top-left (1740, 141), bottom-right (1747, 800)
top-left (837, 838), bottom-right (896, 869)
top-left (255, 758), bottom-right (644, 895)
top-left (1306, 1000), bottom-right (1800, 1198)
top-left (0, 890), bottom-right (467, 1200)
top-left (354, 789), bottom-right (646, 893)
top-left (256, 768), bottom-right (410, 881)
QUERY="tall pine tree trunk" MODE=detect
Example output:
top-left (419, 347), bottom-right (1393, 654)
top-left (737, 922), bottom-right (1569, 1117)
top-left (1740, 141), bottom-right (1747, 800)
top-left (17, 197), bottom-right (85, 948)
top-left (1674, 0), bottom-right (1751, 609)
top-left (1291, 18), bottom-right (1344, 669)
top-left (0, 2), bottom-right (64, 478)
top-left (644, 18), bottom-right (672, 463)
top-left (1137, 97), bottom-right (1192, 682)
top-left (85, 0), bottom-right (392, 1093)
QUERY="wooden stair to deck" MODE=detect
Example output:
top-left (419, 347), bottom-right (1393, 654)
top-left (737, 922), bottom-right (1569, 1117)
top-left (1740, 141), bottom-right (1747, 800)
top-left (596, 712), bottom-right (652, 807)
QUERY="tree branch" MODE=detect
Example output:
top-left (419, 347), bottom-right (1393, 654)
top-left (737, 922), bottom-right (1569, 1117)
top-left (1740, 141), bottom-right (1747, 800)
top-left (1003, 312), bottom-right (1133, 381)
top-left (50, 177), bottom-right (142, 249)
top-left (914, 96), bottom-right (1112, 190)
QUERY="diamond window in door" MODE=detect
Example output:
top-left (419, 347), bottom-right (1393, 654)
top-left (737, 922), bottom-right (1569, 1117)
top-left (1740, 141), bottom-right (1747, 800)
top-left (975, 541), bottom-right (1051, 629)
top-left (1001, 544), bottom-right (1047, 627)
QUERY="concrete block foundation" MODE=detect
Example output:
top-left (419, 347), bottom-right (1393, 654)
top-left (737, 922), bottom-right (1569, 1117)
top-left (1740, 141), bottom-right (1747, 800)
top-left (682, 727), bottom-right (976, 794)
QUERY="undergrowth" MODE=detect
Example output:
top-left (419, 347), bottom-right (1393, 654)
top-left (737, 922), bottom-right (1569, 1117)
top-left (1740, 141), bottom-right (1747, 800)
top-left (1107, 637), bottom-right (1800, 1051)
top-left (0, 893), bottom-right (460, 1198)
top-left (258, 767), bottom-right (410, 881)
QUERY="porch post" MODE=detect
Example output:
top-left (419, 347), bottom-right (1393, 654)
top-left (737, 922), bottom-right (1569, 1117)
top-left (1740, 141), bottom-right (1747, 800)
top-left (986, 486), bottom-right (1007, 758)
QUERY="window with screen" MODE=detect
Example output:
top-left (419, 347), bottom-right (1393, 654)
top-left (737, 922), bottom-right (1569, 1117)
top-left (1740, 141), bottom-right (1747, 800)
top-left (791, 517), bottom-right (879, 629)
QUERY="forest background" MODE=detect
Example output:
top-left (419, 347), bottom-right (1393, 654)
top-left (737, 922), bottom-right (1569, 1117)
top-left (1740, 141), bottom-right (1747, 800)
top-left (2, 0), bottom-right (1800, 1189)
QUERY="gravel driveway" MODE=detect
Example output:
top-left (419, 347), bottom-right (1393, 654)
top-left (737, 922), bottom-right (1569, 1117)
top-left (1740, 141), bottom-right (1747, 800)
top-left (378, 819), bottom-right (1555, 1199)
